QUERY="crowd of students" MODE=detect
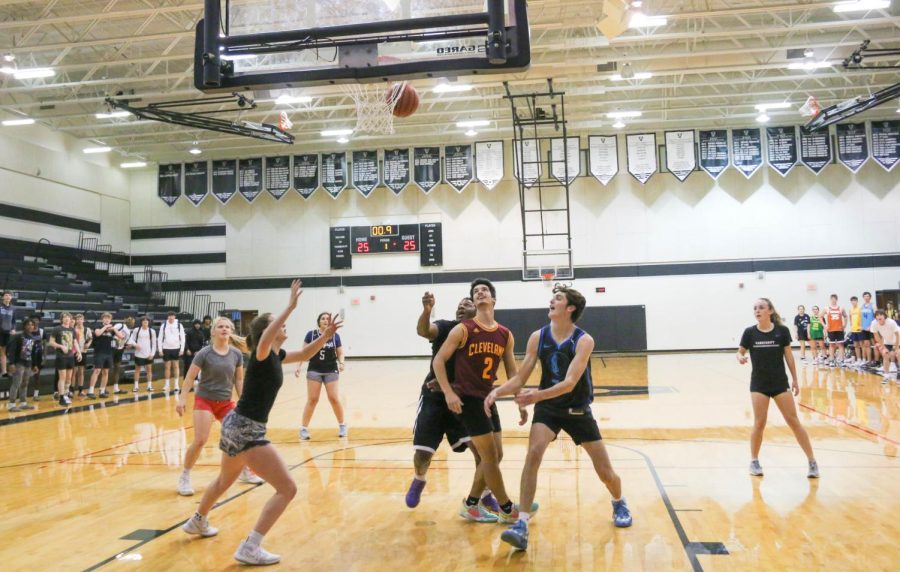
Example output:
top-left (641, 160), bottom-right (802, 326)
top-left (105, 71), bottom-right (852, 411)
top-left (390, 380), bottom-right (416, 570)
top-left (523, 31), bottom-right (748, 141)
top-left (792, 292), bottom-right (900, 383)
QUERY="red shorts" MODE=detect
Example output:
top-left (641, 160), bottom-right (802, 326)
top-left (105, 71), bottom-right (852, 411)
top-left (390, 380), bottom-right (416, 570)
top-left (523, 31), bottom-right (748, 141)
top-left (194, 396), bottom-right (236, 421)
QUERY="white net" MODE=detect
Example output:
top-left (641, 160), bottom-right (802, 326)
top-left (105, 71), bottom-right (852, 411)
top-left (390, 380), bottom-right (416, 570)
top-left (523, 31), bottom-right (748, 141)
top-left (340, 81), bottom-right (405, 134)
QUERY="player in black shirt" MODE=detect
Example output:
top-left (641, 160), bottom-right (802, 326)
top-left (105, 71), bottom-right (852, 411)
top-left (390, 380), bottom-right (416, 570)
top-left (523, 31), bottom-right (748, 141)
top-left (793, 305), bottom-right (811, 362)
top-left (486, 286), bottom-right (631, 550)
top-left (182, 280), bottom-right (342, 566)
top-left (406, 292), bottom-right (507, 520)
top-left (86, 312), bottom-right (125, 398)
top-left (738, 298), bottom-right (818, 479)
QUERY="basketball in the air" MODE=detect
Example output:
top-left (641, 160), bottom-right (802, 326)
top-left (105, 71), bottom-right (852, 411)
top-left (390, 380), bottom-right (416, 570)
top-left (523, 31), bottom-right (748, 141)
top-left (388, 82), bottom-right (419, 118)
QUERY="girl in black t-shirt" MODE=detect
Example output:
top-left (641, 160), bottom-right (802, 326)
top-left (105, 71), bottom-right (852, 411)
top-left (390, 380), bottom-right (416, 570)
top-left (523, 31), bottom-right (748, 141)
top-left (737, 298), bottom-right (819, 479)
top-left (793, 305), bottom-right (811, 362)
top-left (182, 280), bottom-right (342, 566)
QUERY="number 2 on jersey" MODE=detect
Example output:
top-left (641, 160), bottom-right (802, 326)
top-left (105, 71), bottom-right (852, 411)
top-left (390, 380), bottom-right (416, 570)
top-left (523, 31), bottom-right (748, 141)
top-left (481, 357), bottom-right (494, 380)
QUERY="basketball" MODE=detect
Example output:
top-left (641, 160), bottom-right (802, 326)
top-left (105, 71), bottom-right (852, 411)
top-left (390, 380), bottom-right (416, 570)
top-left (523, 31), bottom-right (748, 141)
top-left (389, 82), bottom-right (419, 118)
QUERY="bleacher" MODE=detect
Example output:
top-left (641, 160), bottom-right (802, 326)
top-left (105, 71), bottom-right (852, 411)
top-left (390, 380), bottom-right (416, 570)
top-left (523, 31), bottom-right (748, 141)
top-left (1, 236), bottom-right (219, 400)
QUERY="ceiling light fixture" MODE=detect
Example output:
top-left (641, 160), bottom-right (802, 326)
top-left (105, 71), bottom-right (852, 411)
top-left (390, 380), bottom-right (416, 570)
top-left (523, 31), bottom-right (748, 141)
top-left (2, 118), bottom-right (35, 126)
top-left (754, 102), bottom-right (791, 111)
top-left (0, 66), bottom-right (14, 74)
top-left (275, 94), bottom-right (312, 105)
top-left (833, 1), bottom-right (890, 13)
top-left (337, 137), bottom-right (349, 144)
top-left (433, 82), bottom-right (474, 93)
top-left (321, 128), bottom-right (354, 136)
top-left (606, 110), bottom-right (642, 118)
top-left (83, 146), bottom-right (112, 154)
top-left (2, 53), bottom-right (14, 62)
top-left (610, 72), bottom-right (652, 81)
top-left (465, 129), bottom-right (478, 136)
top-left (13, 67), bottom-right (54, 79)
top-left (95, 110), bottom-right (131, 119)
top-left (189, 147), bottom-right (202, 155)
top-left (612, 120), bottom-right (626, 129)
top-left (120, 161), bottom-right (147, 168)
top-left (629, 13), bottom-right (668, 28)
top-left (756, 113), bottom-right (770, 123)
top-left (457, 119), bottom-right (490, 128)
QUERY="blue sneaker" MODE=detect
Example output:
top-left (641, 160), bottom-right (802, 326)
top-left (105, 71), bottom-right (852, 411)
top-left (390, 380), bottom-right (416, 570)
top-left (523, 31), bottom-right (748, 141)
top-left (500, 519), bottom-right (529, 550)
top-left (612, 498), bottom-right (632, 528)
top-left (405, 478), bottom-right (426, 508)
top-left (479, 492), bottom-right (500, 514)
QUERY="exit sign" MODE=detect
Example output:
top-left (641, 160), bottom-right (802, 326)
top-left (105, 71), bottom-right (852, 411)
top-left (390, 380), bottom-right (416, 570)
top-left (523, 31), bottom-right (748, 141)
top-left (595, 287), bottom-right (606, 293)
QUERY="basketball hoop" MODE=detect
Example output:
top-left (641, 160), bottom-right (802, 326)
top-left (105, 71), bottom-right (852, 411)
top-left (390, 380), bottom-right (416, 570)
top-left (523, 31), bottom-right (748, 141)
top-left (541, 272), bottom-right (555, 286)
top-left (340, 81), bottom-right (405, 135)
top-left (799, 95), bottom-right (820, 118)
top-left (278, 111), bottom-right (293, 131)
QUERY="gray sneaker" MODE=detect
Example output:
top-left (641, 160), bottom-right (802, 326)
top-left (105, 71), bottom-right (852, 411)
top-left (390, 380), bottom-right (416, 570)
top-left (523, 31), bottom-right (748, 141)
top-left (338, 423), bottom-right (348, 438)
top-left (299, 427), bottom-right (310, 441)
top-left (807, 460), bottom-right (820, 479)
top-left (749, 460), bottom-right (764, 476)
top-left (234, 541), bottom-right (281, 565)
top-left (182, 513), bottom-right (217, 537)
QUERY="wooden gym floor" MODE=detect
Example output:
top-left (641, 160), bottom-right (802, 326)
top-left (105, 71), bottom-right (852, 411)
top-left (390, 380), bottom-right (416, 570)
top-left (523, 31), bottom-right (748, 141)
top-left (0, 353), bottom-right (897, 571)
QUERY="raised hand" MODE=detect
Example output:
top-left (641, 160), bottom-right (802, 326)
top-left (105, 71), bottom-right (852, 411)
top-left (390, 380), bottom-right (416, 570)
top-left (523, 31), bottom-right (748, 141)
top-left (288, 279), bottom-right (303, 308)
top-left (422, 291), bottom-right (435, 312)
top-left (323, 312), bottom-right (344, 338)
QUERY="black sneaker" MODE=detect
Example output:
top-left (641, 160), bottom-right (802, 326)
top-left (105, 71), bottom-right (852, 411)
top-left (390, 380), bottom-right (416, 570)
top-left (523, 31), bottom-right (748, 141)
top-left (87, 393), bottom-right (98, 400)
top-left (58, 396), bottom-right (68, 407)
top-left (99, 391), bottom-right (109, 398)
top-left (53, 392), bottom-right (59, 400)
top-left (114, 389), bottom-right (126, 395)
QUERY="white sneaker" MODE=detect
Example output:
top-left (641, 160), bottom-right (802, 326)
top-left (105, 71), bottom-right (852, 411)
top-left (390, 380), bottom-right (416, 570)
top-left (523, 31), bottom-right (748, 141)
top-left (239, 467), bottom-right (265, 485)
top-left (338, 423), bottom-right (348, 438)
top-left (182, 513), bottom-right (218, 537)
top-left (299, 427), bottom-right (310, 441)
top-left (163, 382), bottom-right (170, 392)
top-left (178, 472), bottom-right (194, 496)
top-left (234, 540), bottom-right (281, 566)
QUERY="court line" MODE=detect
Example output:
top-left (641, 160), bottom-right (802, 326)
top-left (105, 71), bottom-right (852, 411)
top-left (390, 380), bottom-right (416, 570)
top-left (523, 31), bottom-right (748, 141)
top-left (0, 391), bottom-right (172, 427)
top-left (798, 403), bottom-right (900, 446)
top-left (83, 438), bottom-right (408, 572)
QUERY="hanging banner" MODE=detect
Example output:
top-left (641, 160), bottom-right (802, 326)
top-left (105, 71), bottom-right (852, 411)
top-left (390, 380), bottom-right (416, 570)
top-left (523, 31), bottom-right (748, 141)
top-left (698, 130), bottom-right (729, 179)
top-left (383, 148), bottom-right (410, 195)
top-left (292, 154), bottom-right (319, 199)
top-left (444, 144), bottom-right (474, 193)
top-left (835, 123), bottom-right (868, 173)
top-left (731, 128), bottom-right (763, 179)
top-left (264, 156), bottom-right (291, 200)
top-left (871, 119), bottom-right (899, 172)
top-left (799, 128), bottom-right (832, 174)
top-left (625, 133), bottom-right (657, 184)
top-left (475, 140), bottom-right (504, 190)
top-left (413, 146), bottom-right (441, 193)
top-left (158, 164), bottom-right (182, 207)
top-left (238, 158), bottom-right (263, 202)
top-left (211, 159), bottom-right (237, 204)
top-left (665, 130), bottom-right (696, 182)
top-left (588, 135), bottom-right (618, 186)
top-left (351, 150), bottom-right (379, 197)
top-left (550, 136), bottom-right (580, 184)
top-left (766, 126), bottom-right (798, 177)
top-left (183, 161), bottom-right (208, 206)
top-left (514, 138), bottom-right (541, 188)
top-left (321, 152), bottom-right (348, 199)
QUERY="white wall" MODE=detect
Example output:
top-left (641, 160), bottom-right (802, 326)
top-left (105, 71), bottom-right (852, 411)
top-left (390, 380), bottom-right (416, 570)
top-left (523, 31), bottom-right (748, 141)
top-left (0, 122), bottom-right (131, 251)
top-left (121, 133), bottom-right (899, 352)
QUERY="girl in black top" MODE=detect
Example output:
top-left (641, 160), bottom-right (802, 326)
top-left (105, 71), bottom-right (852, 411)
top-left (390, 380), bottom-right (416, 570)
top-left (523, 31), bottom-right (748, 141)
top-left (0, 290), bottom-right (15, 378)
top-left (793, 305), bottom-right (811, 362)
top-left (182, 280), bottom-right (342, 566)
top-left (737, 298), bottom-right (818, 479)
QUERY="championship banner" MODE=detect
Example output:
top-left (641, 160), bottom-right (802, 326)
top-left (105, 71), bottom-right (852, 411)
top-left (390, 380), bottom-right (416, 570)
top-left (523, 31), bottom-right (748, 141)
top-left (514, 138), bottom-right (541, 188)
top-left (731, 128), bottom-right (763, 179)
top-left (157, 163), bottom-right (182, 207)
top-left (292, 154), bottom-right (319, 199)
top-left (322, 152), bottom-right (348, 199)
top-left (766, 126), bottom-right (798, 177)
top-left (383, 148), bottom-right (410, 195)
top-left (183, 161), bottom-right (208, 206)
top-left (665, 130), bottom-right (696, 182)
top-left (588, 135), bottom-right (618, 186)
top-left (211, 159), bottom-right (237, 204)
top-left (625, 133), bottom-right (657, 184)
top-left (799, 128), bottom-right (832, 174)
top-left (475, 140), bottom-right (504, 190)
top-left (444, 144), bottom-right (474, 193)
top-left (351, 150), bottom-right (379, 197)
top-left (550, 136), bottom-right (580, 184)
top-left (413, 146), bottom-right (441, 193)
top-left (835, 123), bottom-right (868, 173)
top-left (698, 130), bottom-right (729, 179)
top-left (871, 120), bottom-right (899, 172)
top-left (238, 157), bottom-right (263, 203)
top-left (264, 156), bottom-right (291, 200)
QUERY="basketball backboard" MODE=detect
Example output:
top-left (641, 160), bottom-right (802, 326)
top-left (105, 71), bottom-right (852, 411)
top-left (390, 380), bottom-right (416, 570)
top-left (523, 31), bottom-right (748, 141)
top-left (195, 0), bottom-right (530, 92)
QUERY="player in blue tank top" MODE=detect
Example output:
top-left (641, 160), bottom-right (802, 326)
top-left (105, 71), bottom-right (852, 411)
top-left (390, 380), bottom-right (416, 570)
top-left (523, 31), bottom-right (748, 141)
top-left (485, 285), bottom-right (632, 551)
top-left (860, 292), bottom-right (877, 366)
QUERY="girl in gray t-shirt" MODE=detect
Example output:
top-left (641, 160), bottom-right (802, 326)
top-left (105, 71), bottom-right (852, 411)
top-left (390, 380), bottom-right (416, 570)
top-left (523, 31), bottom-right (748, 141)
top-left (175, 316), bottom-right (262, 495)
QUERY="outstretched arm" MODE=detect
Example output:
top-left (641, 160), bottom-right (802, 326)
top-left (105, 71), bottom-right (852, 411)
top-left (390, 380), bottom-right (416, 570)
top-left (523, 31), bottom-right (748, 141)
top-left (488, 331), bottom-right (537, 403)
top-left (256, 280), bottom-right (302, 361)
top-left (416, 291), bottom-right (439, 340)
top-left (283, 315), bottom-right (344, 364)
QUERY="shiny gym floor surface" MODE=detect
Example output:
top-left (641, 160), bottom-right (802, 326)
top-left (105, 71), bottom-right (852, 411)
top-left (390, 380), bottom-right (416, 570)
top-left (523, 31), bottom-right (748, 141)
top-left (1, 353), bottom-right (896, 571)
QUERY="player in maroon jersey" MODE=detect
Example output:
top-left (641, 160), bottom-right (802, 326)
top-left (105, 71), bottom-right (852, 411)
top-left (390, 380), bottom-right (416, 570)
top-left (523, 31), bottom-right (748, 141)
top-left (433, 278), bottom-right (532, 523)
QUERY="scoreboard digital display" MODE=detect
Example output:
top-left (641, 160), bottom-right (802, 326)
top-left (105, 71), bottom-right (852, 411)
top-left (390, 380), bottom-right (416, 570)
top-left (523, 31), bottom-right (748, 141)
top-left (330, 223), bottom-right (442, 269)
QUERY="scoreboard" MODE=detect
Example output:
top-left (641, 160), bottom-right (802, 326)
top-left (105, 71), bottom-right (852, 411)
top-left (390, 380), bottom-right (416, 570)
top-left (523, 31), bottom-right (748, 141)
top-left (330, 223), bottom-right (442, 269)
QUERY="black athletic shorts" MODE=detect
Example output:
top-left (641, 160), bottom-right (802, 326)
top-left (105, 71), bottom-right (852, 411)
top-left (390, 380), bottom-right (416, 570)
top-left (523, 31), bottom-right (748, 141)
top-left (533, 405), bottom-right (602, 445)
top-left (454, 394), bottom-right (502, 438)
top-left (113, 348), bottom-right (125, 364)
top-left (751, 381), bottom-right (790, 398)
top-left (55, 355), bottom-right (75, 370)
top-left (0, 330), bottom-right (10, 347)
top-left (134, 356), bottom-right (153, 366)
top-left (413, 389), bottom-right (471, 453)
top-left (797, 329), bottom-right (809, 341)
top-left (162, 348), bottom-right (180, 362)
top-left (827, 331), bottom-right (844, 343)
top-left (182, 353), bottom-right (194, 372)
top-left (94, 352), bottom-right (113, 370)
